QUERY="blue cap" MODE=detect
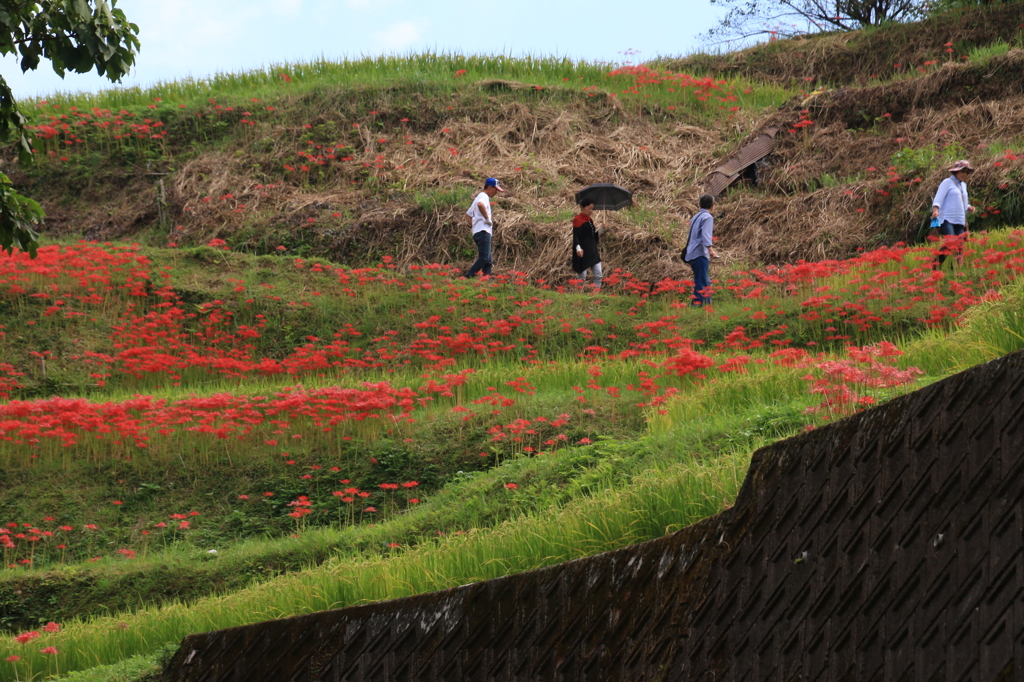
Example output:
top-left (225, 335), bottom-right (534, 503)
top-left (484, 178), bottom-right (504, 191)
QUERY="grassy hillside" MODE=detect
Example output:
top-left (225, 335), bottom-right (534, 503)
top-left (662, 2), bottom-right (1024, 85)
top-left (2, 227), bottom-right (1024, 679)
top-left (9, 8), bottom-right (1024, 277)
top-left (10, 53), bottom-right (792, 283)
top-left (2, 7), bottom-right (1024, 681)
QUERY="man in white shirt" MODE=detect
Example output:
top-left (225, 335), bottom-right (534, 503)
top-left (464, 178), bottom-right (503, 277)
top-left (931, 159), bottom-right (975, 269)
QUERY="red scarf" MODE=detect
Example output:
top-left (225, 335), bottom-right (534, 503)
top-left (573, 213), bottom-right (592, 228)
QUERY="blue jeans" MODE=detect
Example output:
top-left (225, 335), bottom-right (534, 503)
top-left (689, 256), bottom-right (711, 306)
top-left (934, 221), bottom-right (966, 267)
top-left (466, 231), bottom-right (492, 277)
top-left (577, 262), bottom-right (603, 289)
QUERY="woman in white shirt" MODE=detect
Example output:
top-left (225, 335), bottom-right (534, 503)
top-left (931, 159), bottom-right (976, 269)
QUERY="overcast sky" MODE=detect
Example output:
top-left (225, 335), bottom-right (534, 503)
top-left (1, 0), bottom-right (728, 99)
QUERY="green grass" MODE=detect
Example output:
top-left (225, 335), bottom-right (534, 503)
top-left (8, 271), bottom-right (1024, 679)
top-left (3, 231), bottom-right (1023, 574)
top-left (1, 436), bottom-right (753, 681)
top-left (29, 53), bottom-right (793, 126)
top-left (961, 36), bottom-right (1022, 66)
top-left (49, 646), bottom-right (170, 682)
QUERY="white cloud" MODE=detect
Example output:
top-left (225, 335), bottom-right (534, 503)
top-left (374, 20), bottom-right (425, 51)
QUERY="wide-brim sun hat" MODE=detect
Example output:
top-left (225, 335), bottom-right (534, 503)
top-left (948, 159), bottom-right (976, 173)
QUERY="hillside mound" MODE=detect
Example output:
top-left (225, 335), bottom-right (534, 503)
top-left (6, 9), bottom-right (1024, 276)
top-left (662, 2), bottom-right (1024, 86)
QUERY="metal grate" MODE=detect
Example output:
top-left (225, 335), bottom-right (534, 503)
top-left (705, 124), bottom-right (783, 197)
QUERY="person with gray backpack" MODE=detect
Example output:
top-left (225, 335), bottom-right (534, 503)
top-left (682, 194), bottom-right (718, 307)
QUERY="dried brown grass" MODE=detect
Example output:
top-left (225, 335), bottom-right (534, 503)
top-left (705, 50), bottom-right (1024, 264)
top-left (811, 50), bottom-right (1024, 127)
top-left (151, 96), bottom-right (732, 282)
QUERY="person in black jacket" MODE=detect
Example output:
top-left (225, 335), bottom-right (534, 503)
top-left (572, 200), bottom-right (603, 289)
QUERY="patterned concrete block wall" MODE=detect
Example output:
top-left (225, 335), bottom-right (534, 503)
top-left (163, 350), bottom-right (1024, 681)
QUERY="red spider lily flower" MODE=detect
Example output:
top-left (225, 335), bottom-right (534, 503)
top-left (39, 646), bottom-right (59, 655)
top-left (505, 482), bottom-right (519, 490)
top-left (363, 507), bottom-right (377, 513)
top-left (14, 631), bottom-right (40, 644)
top-left (42, 622), bottom-right (61, 633)
top-left (153, 522), bottom-right (167, 528)
top-left (237, 495), bottom-right (249, 500)
top-left (387, 542), bottom-right (400, 548)
top-left (5, 655), bottom-right (18, 662)
top-left (111, 500), bottom-right (123, 505)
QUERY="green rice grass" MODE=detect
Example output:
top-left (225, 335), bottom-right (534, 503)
top-left (28, 53), bottom-right (793, 126)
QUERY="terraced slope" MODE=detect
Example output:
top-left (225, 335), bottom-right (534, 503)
top-left (2, 7), bottom-right (1024, 681)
